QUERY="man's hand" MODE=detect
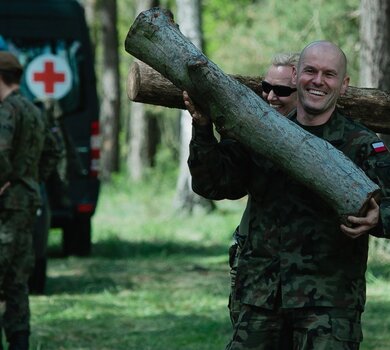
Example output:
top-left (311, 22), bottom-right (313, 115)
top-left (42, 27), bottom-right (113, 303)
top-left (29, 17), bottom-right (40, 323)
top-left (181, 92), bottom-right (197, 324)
top-left (183, 91), bottom-right (210, 126)
top-left (340, 198), bottom-right (380, 239)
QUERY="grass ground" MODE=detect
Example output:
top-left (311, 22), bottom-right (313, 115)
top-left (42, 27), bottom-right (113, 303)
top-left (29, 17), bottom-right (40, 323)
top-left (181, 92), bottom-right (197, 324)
top-left (26, 176), bottom-right (390, 349)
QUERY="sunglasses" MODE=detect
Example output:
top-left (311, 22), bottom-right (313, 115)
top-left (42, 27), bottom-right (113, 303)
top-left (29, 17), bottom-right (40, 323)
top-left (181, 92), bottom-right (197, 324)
top-left (261, 81), bottom-right (297, 97)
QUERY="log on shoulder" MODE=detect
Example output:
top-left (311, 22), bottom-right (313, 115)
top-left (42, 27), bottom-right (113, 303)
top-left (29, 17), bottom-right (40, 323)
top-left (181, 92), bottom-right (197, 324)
top-left (124, 7), bottom-right (380, 221)
top-left (127, 60), bottom-right (390, 134)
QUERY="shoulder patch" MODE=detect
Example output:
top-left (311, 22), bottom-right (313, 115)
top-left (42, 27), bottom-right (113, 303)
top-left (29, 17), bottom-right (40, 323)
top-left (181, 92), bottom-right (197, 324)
top-left (371, 141), bottom-right (388, 153)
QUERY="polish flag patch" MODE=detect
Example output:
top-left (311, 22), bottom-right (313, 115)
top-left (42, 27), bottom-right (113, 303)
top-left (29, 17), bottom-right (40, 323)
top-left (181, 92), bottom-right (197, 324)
top-left (371, 141), bottom-right (388, 153)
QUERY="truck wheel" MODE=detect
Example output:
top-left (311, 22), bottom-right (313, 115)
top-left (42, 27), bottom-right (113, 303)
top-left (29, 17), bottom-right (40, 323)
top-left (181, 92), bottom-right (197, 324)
top-left (62, 214), bottom-right (92, 257)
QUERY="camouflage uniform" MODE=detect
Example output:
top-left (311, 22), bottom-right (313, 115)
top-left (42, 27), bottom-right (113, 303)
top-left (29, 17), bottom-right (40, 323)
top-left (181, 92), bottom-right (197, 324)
top-left (0, 90), bottom-right (45, 342)
top-left (188, 110), bottom-right (390, 349)
top-left (29, 99), bottom-right (64, 294)
top-left (37, 99), bottom-right (65, 183)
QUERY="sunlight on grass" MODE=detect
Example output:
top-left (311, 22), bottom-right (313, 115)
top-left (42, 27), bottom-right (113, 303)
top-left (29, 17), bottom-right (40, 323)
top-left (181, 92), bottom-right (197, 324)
top-left (29, 178), bottom-right (240, 349)
top-left (29, 177), bottom-right (390, 350)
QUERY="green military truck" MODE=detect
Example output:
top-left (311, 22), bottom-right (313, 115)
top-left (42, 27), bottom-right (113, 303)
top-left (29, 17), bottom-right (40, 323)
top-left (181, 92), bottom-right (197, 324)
top-left (0, 0), bottom-right (101, 293)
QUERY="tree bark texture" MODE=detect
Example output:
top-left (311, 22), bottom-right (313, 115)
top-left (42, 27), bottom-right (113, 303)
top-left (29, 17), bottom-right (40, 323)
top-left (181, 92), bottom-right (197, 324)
top-left (127, 60), bottom-right (390, 134)
top-left (126, 0), bottom-right (159, 181)
top-left (359, 0), bottom-right (390, 146)
top-left (99, 0), bottom-right (121, 180)
top-left (124, 7), bottom-right (380, 220)
top-left (359, 0), bottom-right (390, 251)
top-left (359, 0), bottom-right (390, 89)
top-left (173, 0), bottom-right (214, 213)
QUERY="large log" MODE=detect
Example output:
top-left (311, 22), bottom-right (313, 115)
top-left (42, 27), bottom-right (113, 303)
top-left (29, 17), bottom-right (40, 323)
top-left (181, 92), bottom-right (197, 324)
top-left (124, 7), bottom-right (380, 221)
top-left (127, 60), bottom-right (390, 134)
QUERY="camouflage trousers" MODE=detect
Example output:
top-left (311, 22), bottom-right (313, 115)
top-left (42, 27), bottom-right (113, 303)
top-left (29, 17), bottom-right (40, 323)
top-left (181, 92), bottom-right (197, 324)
top-left (0, 208), bottom-right (35, 341)
top-left (228, 242), bottom-right (241, 327)
top-left (227, 246), bottom-right (363, 350)
top-left (225, 304), bottom-right (362, 350)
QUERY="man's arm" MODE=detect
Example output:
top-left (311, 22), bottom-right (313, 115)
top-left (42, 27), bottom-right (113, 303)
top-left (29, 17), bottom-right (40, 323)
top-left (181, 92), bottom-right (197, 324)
top-left (184, 91), bottom-right (251, 200)
top-left (341, 134), bottom-right (390, 239)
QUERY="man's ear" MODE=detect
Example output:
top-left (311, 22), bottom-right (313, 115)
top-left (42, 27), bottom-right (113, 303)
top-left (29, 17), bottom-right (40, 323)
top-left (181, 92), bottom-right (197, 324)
top-left (340, 75), bottom-right (350, 95)
top-left (291, 66), bottom-right (297, 85)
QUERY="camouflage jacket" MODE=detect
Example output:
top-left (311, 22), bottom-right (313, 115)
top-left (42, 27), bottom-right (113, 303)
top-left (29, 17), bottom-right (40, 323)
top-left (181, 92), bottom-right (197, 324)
top-left (188, 109), bottom-right (390, 311)
top-left (0, 90), bottom-right (45, 209)
top-left (36, 100), bottom-right (65, 182)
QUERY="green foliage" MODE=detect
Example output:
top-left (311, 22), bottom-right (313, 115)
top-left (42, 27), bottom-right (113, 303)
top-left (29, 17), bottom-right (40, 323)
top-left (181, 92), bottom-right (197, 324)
top-left (202, 0), bottom-right (360, 84)
top-left (115, 0), bottom-right (362, 176)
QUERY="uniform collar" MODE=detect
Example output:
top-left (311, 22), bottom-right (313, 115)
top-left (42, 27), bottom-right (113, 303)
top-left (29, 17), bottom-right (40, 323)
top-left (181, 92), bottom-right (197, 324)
top-left (3, 88), bottom-right (21, 102)
top-left (288, 109), bottom-right (345, 145)
top-left (322, 110), bottom-right (345, 145)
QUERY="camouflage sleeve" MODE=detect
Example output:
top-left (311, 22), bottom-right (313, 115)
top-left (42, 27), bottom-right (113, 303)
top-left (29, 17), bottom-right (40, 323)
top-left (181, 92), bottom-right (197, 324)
top-left (361, 139), bottom-right (390, 238)
top-left (188, 124), bottom-right (251, 200)
top-left (0, 106), bottom-right (15, 185)
top-left (38, 109), bottom-right (65, 182)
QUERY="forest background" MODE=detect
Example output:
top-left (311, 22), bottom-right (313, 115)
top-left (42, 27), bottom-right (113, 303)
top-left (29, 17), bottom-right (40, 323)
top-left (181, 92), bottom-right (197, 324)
top-left (94, 0), bottom-right (365, 183)
top-left (28, 0), bottom-right (390, 349)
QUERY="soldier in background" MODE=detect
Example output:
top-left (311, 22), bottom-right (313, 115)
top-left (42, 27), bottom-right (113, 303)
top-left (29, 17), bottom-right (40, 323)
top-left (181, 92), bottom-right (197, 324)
top-left (29, 98), bottom-right (65, 295)
top-left (0, 51), bottom-right (58, 350)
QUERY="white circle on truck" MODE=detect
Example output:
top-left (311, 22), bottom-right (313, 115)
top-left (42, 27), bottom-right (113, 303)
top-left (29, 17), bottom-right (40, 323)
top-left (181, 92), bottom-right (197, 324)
top-left (25, 53), bottom-right (72, 99)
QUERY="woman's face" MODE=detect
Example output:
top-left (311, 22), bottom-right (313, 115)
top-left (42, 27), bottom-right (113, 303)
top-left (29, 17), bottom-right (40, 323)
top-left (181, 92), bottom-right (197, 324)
top-left (262, 65), bottom-right (297, 116)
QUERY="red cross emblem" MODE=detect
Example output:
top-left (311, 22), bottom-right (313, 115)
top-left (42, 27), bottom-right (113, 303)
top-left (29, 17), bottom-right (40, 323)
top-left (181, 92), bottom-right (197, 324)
top-left (25, 53), bottom-right (72, 100)
top-left (33, 61), bottom-right (66, 94)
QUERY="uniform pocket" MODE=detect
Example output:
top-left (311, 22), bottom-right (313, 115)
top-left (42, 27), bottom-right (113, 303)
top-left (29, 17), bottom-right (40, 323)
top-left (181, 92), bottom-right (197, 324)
top-left (331, 318), bottom-right (363, 343)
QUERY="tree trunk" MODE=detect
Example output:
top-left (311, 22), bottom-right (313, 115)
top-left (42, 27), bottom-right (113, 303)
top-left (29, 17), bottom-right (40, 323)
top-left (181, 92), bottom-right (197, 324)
top-left (127, 60), bottom-right (390, 134)
top-left (173, 0), bottom-right (214, 213)
top-left (360, 0), bottom-right (390, 252)
top-left (83, 0), bottom-right (98, 57)
top-left (124, 7), bottom-right (380, 221)
top-left (360, 0), bottom-right (390, 89)
top-left (360, 0), bottom-right (390, 143)
top-left (127, 0), bottom-right (159, 181)
top-left (127, 98), bottom-right (148, 181)
top-left (99, 0), bottom-right (120, 181)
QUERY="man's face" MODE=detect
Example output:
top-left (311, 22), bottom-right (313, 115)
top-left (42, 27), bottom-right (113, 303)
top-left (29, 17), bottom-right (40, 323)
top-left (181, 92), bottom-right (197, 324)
top-left (293, 45), bottom-right (349, 116)
top-left (262, 65), bottom-right (297, 116)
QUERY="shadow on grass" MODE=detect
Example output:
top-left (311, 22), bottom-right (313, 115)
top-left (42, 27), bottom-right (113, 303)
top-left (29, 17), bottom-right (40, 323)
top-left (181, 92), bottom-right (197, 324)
top-left (45, 238), bottom-right (229, 296)
top-left (93, 238), bottom-right (228, 258)
top-left (45, 273), bottom-right (130, 295)
top-left (48, 237), bottom-right (229, 260)
top-left (31, 312), bottom-right (231, 350)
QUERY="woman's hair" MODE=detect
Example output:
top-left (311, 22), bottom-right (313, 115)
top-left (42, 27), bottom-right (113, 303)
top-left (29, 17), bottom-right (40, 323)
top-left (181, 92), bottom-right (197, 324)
top-left (271, 52), bottom-right (300, 67)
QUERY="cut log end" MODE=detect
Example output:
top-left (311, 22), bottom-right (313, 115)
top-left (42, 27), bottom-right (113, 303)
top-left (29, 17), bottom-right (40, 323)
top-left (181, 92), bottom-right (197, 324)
top-left (127, 61), bottom-right (141, 100)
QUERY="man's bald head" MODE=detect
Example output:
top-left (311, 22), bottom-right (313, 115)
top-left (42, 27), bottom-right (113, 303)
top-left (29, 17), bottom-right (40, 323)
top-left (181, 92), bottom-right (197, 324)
top-left (298, 40), bottom-right (347, 78)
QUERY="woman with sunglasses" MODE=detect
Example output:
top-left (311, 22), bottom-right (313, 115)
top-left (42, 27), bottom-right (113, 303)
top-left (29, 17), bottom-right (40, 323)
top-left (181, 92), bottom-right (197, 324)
top-left (228, 52), bottom-right (300, 328)
top-left (261, 52), bottom-right (299, 117)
